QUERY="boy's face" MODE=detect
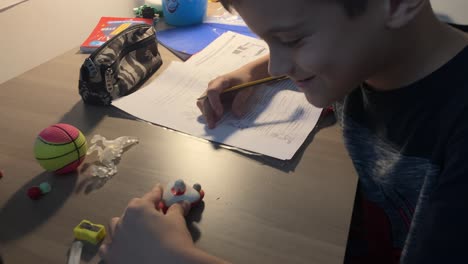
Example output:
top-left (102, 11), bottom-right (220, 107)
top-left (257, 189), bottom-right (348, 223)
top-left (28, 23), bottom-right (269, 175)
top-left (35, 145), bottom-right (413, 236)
top-left (234, 0), bottom-right (391, 107)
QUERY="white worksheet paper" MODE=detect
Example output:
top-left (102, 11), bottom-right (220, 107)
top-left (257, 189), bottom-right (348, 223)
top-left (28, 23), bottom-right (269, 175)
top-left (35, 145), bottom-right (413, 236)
top-left (113, 32), bottom-right (322, 160)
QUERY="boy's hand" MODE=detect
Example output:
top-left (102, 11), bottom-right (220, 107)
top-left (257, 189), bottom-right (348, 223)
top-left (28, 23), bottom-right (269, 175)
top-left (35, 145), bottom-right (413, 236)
top-left (197, 74), bottom-right (254, 129)
top-left (99, 184), bottom-right (195, 264)
top-left (197, 55), bottom-right (270, 129)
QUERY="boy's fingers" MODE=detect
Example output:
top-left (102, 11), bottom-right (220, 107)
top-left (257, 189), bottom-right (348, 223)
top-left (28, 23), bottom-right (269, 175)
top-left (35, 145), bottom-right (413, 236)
top-left (196, 99), bottom-right (205, 115)
top-left (207, 90), bottom-right (224, 117)
top-left (232, 87), bottom-right (253, 117)
top-left (207, 76), bottom-right (233, 117)
top-left (98, 244), bottom-right (109, 259)
top-left (202, 99), bottom-right (218, 129)
top-left (166, 201), bottom-right (191, 217)
top-left (142, 184), bottom-right (163, 203)
top-left (108, 217), bottom-right (120, 238)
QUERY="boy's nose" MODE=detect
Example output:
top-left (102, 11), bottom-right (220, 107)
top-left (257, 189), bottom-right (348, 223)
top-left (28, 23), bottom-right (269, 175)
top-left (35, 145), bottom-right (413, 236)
top-left (268, 46), bottom-right (294, 77)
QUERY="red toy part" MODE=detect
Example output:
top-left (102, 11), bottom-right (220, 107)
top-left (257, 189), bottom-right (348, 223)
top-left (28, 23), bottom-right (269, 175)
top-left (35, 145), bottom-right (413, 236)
top-left (0, 170), bottom-right (3, 179)
top-left (158, 180), bottom-right (204, 214)
top-left (171, 187), bottom-right (185, 195)
top-left (27, 186), bottom-right (42, 200)
top-left (158, 201), bottom-right (167, 213)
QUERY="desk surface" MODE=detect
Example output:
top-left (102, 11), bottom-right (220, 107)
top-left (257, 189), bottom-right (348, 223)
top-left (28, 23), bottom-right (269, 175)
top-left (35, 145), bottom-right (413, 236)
top-left (0, 19), bottom-right (358, 264)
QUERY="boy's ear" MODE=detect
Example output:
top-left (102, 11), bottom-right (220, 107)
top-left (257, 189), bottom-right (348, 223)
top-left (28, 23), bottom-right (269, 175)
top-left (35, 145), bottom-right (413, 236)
top-left (384, 0), bottom-right (428, 28)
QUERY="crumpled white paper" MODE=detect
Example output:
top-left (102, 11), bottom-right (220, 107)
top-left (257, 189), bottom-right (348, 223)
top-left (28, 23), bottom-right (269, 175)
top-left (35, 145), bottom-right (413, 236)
top-left (86, 135), bottom-right (139, 178)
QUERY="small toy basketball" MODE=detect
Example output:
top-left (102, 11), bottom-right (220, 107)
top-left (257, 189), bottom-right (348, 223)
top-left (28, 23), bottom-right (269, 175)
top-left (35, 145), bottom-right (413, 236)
top-left (34, 123), bottom-right (87, 174)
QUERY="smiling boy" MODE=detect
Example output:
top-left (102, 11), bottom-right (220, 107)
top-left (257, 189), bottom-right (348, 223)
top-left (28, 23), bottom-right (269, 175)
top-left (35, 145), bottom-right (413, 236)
top-left (99, 1), bottom-right (468, 263)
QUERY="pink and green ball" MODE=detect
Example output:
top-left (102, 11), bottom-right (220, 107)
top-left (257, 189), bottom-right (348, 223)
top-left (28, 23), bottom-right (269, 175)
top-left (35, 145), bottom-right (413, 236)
top-left (34, 123), bottom-right (87, 174)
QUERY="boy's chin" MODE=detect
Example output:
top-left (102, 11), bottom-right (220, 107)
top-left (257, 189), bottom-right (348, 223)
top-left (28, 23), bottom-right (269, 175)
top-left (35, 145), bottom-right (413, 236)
top-left (304, 93), bottom-right (334, 108)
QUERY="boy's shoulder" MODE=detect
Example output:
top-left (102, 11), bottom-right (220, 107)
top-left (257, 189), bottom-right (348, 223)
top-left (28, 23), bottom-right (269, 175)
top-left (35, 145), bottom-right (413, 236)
top-left (433, 41), bottom-right (468, 117)
top-left (440, 24), bottom-right (468, 95)
top-left (336, 29), bottom-right (468, 152)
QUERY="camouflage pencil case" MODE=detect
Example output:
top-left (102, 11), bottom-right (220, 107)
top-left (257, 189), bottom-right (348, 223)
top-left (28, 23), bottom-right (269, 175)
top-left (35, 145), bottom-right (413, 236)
top-left (78, 24), bottom-right (163, 105)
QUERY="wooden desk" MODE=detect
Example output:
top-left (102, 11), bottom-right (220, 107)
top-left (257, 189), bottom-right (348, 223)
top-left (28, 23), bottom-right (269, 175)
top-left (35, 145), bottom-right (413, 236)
top-left (0, 18), bottom-right (358, 264)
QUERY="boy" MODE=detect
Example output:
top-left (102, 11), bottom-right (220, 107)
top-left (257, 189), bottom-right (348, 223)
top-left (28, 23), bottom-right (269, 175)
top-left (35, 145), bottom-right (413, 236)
top-left (99, 0), bottom-right (468, 263)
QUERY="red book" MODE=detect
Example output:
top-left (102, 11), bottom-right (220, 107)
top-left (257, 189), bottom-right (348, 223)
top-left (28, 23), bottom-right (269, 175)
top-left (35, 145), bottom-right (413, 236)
top-left (80, 17), bottom-right (153, 53)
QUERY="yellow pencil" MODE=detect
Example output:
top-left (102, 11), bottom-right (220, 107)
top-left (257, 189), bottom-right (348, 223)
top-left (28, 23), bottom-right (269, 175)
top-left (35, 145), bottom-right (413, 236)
top-left (197, 75), bottom-right (288, 100)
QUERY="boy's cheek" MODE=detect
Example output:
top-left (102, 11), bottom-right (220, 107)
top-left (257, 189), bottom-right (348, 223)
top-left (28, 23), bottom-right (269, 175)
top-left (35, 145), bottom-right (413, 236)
top-left (295, 50), bottom-right (338, 79)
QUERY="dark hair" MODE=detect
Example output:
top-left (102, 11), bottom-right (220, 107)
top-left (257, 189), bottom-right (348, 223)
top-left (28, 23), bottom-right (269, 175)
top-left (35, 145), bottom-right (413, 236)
top-left (219, 0), bottom-right (368, 17)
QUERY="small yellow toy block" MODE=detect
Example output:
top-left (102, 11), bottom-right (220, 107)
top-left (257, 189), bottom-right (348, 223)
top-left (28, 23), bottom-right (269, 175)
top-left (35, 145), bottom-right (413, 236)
top-left (73, 220), bottom-right (106, 245)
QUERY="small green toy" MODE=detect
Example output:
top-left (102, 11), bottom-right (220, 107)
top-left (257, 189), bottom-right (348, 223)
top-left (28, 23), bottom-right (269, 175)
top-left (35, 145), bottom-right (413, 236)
top-left (134, 4), bottom-right (163, 19)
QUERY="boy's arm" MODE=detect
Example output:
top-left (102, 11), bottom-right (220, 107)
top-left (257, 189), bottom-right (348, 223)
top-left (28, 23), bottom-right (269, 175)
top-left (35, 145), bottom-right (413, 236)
top-left (402, 122), bottom-right (468, 263)
top-left (99, 184), bottom-right (231, 264)
top-left (243, 54), bottom-right (270, 80)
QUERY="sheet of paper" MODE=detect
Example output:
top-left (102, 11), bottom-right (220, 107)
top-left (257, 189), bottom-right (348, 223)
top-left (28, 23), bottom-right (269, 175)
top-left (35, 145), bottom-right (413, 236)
top-left (185, 31), bottom-right (267, 73)
top-left (204, 9), bottom-right (248, 27)
top-left (113, 32), bottom-right (322, 160)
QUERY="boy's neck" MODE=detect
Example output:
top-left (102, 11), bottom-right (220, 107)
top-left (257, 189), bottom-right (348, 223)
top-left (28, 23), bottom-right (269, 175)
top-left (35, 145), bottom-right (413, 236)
top-left (366, 5), bottom-right (468, 91)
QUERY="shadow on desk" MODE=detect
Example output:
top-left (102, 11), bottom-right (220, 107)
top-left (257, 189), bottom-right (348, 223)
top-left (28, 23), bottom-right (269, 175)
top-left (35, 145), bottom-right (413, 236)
top-left (0, 101), bottom-right (138, 248)
top-left (58, 101), bottom-right (136, 136)
top-left (59, 100), bottom-right (335, 177)
top-left (0, 171), bottom-right (77, 243)
top-left (205, 112), bottom-right (337, 173)
top-left (187, 201), bottom-right (205, 242)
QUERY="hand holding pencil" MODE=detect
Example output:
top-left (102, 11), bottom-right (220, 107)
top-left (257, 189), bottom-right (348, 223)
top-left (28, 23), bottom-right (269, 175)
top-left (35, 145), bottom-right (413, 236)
top-left (196, 74), bottom-right (288, 129)
top-left (197, 75), bottom-right (288, 100)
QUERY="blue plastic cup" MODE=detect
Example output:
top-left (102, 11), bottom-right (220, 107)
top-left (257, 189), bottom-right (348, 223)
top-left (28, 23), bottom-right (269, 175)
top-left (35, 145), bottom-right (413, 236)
top-left (162, 0), bottom-right (207, 26)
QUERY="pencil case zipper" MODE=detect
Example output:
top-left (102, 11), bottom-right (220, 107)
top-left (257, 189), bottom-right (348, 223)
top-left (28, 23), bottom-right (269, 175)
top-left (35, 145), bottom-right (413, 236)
top-left (104, 36), bottom-right (156, 93)
top-left (90, 23), bottom-right (153, 61)
top-left (108, 35), bottom-right (155, 71)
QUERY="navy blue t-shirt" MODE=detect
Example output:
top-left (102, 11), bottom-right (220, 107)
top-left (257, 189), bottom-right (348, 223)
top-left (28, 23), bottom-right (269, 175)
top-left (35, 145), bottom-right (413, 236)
top-left (340, 26), bottom-right (468, 263)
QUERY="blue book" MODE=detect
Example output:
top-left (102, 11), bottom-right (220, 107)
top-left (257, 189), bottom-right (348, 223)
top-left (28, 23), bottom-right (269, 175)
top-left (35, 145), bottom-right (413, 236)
top-left (157, 23), bottom-right (257, 60)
